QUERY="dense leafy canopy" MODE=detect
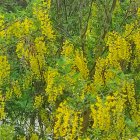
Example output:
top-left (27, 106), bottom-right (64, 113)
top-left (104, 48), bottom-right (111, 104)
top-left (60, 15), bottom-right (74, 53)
top-left (0, 0), bottom-right (140, 139)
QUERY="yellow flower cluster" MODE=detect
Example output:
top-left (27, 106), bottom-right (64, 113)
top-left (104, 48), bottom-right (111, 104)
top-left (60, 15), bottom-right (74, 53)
top-left (90, 96), bottom-right (113, 131)
top-left (106, 32), bottom-right (131, 63)
top-left (34, 36), bottom-right (46, 68)
top-left (96, 56), bottom-right (121, 76)
top-left (54, 101), bottom-right (83, 139)
top-left (93, 58), bottom-right (108, 86)
top-left (132, 29), bottom-right (140, 68)
top-left (5, 18), bottom-right (33, 38)
top-left (21, 18), bottom-right (34, 35)
top-left (123, 22), bottom-right (135, 40)
top-left (123, 21), bottom-right (140, 78)
top-left (0, 56), bottom-right (10, 86)
top-left (33, 0), bottom-right (55, 40)
top-left (112, 96), bottom-right (126, 137)
top-left (0, 56), bottom-right (10, 120)
top-left (12, 80), bottom-right (21, 98)
top-left (29, 55), bottom-right (41, 78)
top-left (93, 56), bottom-right (122, 91)
top-left (90, 93), bottom-right (126, 138)
top-left (34, 36), bottom-right (46, 55)
top-left (90, 76), bottom-right (140, 138)
top-left (5, 89), bottom-right (13, 100)
top-left (61, 40), bottom-right (74, 58)
top-left (0, 94), bottom-right (5, 120)
top-left (122, 81), bottom-right (139, 124)
top-left (25, 36), bottom-right (47, 78)
top-left (16, 40), bottom-right (25, 59)
top-left (75, 50), bottom-right (89, 79)
top-left (34, 95), bottom-right (42, 108)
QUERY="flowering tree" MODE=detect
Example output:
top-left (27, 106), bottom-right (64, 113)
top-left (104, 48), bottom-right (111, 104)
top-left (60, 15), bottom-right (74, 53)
top-left (0, 0), bottom-right (140, 139)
